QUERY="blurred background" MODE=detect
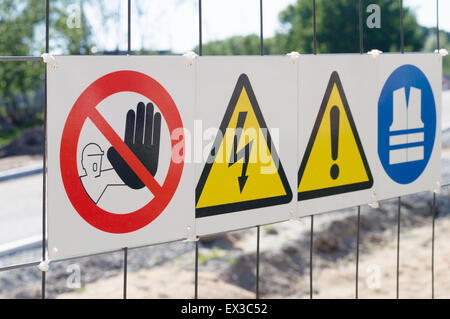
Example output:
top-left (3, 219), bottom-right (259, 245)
top-left (0, 0), bottom-right (449, 299)
top-left (0, 0), bottom-right (449, 151)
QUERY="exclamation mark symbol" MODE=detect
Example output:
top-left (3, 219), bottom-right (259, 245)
top-left (330, 105), bottom-right (340, 180)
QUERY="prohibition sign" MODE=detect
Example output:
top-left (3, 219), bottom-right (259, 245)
top-left (60, 71), bottom-right (184, 234)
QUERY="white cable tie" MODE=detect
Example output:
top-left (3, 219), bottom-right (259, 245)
top-left (367, 49), bottom-right (383, 59)
top-left (289, 210), bottom-right (299, 221)
top-left (368, 192), bottom-right (379, 209)
top-left (433, 181), bottom-right (442, 194)
top-left (38, 259), bottom-right (50, 272)
top-left (185, 226), bottom-right (199, 242)
top-left (434, 48), bottom-right (448, 57)
top-left (183, 51), bottom-right (198, 67)
top-left (41, 53), bottom-right (58, 69)
top-left (286, 51), bottom-right (301, 63)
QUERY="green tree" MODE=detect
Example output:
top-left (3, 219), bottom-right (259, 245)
top-left (198, 0), bottom-right (424, 56)
top-left (198, 33), bottom-right (289, 56)
top-left (279, 0), bottom-right (423, 54)
top-left (423, 30), bottom-right (450, 75)
top-left (200, 35), bottom-right (261, 55)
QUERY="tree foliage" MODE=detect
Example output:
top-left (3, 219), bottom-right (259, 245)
top-left (200, 35), bottom-right (260, 55)
top-left (0, 0), bottom-right (93, 128)
top-left (423, 30), bottom-right (450, 75)
top-left (0, 0), bottom-right (447, 133)
top-left (200, 0), bottom-right (425, 56)
top-left (280, 0), bottom-right (423, 54)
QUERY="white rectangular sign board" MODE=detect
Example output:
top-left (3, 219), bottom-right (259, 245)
top-left (47, 53), bottom-right (441, 258)
top-left (297, 54), bottom-right (378, 216)
top-left (297, 53), bottom-right (441, 216)
top-left (47, 56), bottom-right (195, 260)
top-left (194, 57), bottom-right (298, 236)
top-left (374, 54), bottom-right (441, 201)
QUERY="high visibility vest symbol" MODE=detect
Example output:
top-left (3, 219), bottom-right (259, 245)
top-left (378, 64), bottom-right (436, 185)
top-left (389, 87), bottom-right (424, 164)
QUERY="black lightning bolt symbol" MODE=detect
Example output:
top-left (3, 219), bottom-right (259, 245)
top-left (229, 112), bottom-right (253, 193)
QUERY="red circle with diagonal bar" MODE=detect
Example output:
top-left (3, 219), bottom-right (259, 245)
top-left (60, 70), bottom-right (184, 234)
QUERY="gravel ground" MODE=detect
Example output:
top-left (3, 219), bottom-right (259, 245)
top-left (1, 132), bottom-right (449, 299)
top-left (0, 240), bottom-right (195, 298)
top-left (52, 190), bottom-right (450, 299)
top-left (1, 184), bottom-right (448, 299)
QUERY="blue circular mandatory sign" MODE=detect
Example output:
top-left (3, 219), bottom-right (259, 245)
top-left (378, 64), bottom-right (436, 184)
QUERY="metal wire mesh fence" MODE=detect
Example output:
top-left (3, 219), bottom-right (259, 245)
top-left (0, 0), bottom-right (446, 299)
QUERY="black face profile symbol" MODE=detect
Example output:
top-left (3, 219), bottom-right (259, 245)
top-left (107, 102), bottom-right (162, 189)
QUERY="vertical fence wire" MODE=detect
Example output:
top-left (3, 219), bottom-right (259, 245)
top-left (396, 0), bottom-right (404, 299)
top-left (194, 0), bottom-right (202, 300)
top-left (355, 0), bottom-right (363, 299)
top-left (254, 0), bottom-right (264, 300)
top-left (312, 0), bottom-right (317, 55)
top-left (41, 0), bottom-right (50, 300)
top-left (359, 0), bottom-right (363, 54)
top-left (121, 0), bottom-right (132, 300)
top-left (123, 247), bottom-right (128, 299)
top-left (259, 0), bottom-right (263, 56)
top-left (127, 0), bottom-right (131, 55)
top-left (195, 240), bottom-right (199, 299)
top-left (436, 0), bottom-right (440, 49)
top-left (309, 215), bottom-right (314, 299)
top-left (309, 0), bottom-right (317, 300)
top-left (256, 226), bottom-right (260, 299)
top-left (431, 193), bottom-right (436, 299)
top-left (198, 0), bottom-right (203, 56)
top-left (396, 197), bottom-right (401, 299)
top-left (431, 0), bottom-right (439, 300)
top-left (355, 206), bottom-right (361, 299)
top-left (400, 0), bottom-right (404, 53)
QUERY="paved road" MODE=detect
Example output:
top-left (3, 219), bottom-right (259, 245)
top-left (0, 173), bottom-right (42, 248)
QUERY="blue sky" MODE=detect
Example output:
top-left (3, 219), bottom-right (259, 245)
top-left (83, 0), bottom-right (450, 54)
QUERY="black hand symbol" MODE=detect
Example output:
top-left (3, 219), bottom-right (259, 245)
top-left (107, 102), bottom-right (162, 189)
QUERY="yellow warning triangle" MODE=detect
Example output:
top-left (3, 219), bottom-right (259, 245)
top-left (196, 74), bottom-right (292, 218)
top-left (298, 71), bottom-right (373, 200)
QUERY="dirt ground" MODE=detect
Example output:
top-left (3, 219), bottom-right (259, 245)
top-left (300, 217), bottom-right (450, 299)
top-left (57, 217), bottom-right (450, 299)
top-left (57, 268), bottom-right (255, 299)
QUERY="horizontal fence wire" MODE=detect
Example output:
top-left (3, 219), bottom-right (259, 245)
top-left (0, 56), bottom-right (43, 61)
top-left (0, 261), bottom-right (40, 272)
